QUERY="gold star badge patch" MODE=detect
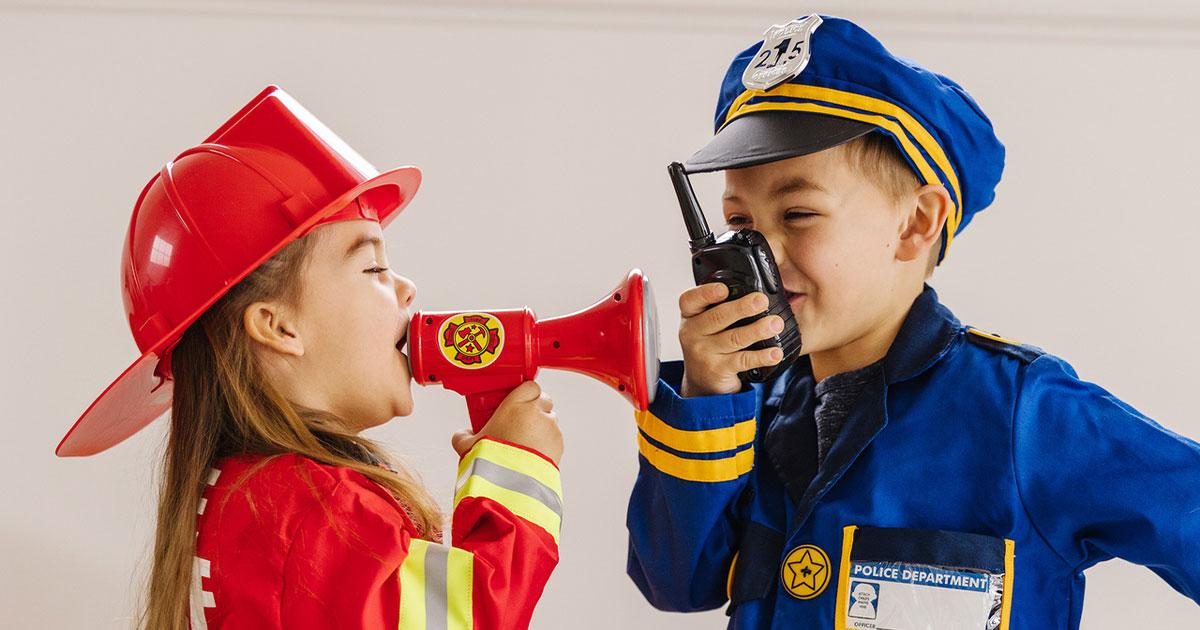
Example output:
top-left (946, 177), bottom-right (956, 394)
top-left (781, 544), bottom-right (831, 600)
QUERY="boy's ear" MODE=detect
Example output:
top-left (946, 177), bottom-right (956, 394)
top-left (243, 302), bottom-right (305, 357)
top-left (896, 183), bottom-right (952, 265)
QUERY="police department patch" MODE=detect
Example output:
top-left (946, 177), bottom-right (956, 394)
top-left (438, 313), bottom-right (505, 369)
top-left (781, 543), bottom-right (831, 600)
top-left (742, 15), bottom-right (823, 92)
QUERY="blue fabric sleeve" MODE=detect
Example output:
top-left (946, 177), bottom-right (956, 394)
top-left (626, 360), bottom-right (760, 612)
top-left (1013, 354), bottom-right (1200, 602)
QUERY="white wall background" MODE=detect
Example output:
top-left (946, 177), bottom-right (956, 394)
top-left (2, 1), bottom-right (1198, 627)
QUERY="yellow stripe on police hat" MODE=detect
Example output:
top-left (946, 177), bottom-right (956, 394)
top-left (723, 85), bottom-right (964, 251)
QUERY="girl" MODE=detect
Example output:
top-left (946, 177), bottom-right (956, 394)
top-left (56, 86), bottom-right (564, 629)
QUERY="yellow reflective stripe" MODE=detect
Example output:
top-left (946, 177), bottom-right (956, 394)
top-left (635, 409), bottom-right (755, 454)
top-left (446, 547), bottom-right (474, 630)
top-left (726, 551), bottom-right (740, 601)
top-left (723, 84), bottom-right (963, 250)
top-left (398, 540), bottom-right (428, 630)
top-left (455, 475), bottom-right (562, 543)
top-left (458, 439), bottom-right (562, 499)
top-left (834, 526), bottom-right (858, 630)
top-left (398, 539), bottom-right (475, 630)
top-left (968, 327), bottom-right (1023, 346)
top-left (999, 539), bottom-right (1015, 630)
top-left (637, 432), bottom-right (753, 482)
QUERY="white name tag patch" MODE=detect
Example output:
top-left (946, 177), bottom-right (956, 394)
top-left (835, 526), bottom-right (1013, 630)
top-left (843, 561), bottom-right (1003, 630)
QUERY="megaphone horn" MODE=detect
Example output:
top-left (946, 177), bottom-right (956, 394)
top-left (408, 269), bottom-right (660, 432)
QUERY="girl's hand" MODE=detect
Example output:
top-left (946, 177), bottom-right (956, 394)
top-left (451, 381), bottom-right (563, 464)
top-left (679, 283), bottom-right (784, 397)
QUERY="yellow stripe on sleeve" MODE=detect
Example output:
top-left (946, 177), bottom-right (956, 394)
top-left (457, 439), bottom-right (562, 499)
top-left (454, 475), bottom-right (562, 543)
top-left (637, 432), bottom-right (754, 483)
top-left (635, 409), bottom-right (755, 454)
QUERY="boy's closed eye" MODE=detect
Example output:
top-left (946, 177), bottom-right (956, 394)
top-left (724, 209), bottom-right (818, 229)
top-left (783, 209), bottom-right (819, 221)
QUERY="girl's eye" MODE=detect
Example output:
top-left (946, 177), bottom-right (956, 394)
top-left (725, 216), bottom-right (751, 227)
top-left (785, 210), bottom-right (816, 221)
top-left (365, 266), bottom-right (390, 274)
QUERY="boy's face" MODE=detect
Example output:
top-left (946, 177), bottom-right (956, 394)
top-left (721, 147), bottom-right (915, 358)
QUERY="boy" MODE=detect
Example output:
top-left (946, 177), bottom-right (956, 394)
top-left (626, 14), bottom-right (1200, 629)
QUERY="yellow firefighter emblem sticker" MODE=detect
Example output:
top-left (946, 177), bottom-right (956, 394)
top-left (438, 313), bottom-right (505, 369)
top-left (781, 544), bottom-right (831, 600)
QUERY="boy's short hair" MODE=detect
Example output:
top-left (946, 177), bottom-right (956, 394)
top-left (842, 132), bottom-right (941, 276)
top-left (843, 131), bottom-right (919, 202)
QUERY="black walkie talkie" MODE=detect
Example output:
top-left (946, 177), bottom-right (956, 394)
top-left (668, 162), bottom-right (801, 382)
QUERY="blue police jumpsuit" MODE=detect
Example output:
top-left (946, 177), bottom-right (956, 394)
top-left (627, 286), bottom-right (1200, 629)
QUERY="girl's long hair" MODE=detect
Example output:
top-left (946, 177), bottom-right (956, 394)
top-left (141, 233), bottom-right (442, 629)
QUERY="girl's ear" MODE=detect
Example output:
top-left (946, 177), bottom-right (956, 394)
top-left (243, 302), bottom-right (305, 357)
top-left (896, 183), bottom-right (951, 264)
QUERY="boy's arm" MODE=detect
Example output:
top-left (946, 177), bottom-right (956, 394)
top-left (627, 360), bottom-right (759, 612)
top-left (1013, 354), bottom-right (1200, 601)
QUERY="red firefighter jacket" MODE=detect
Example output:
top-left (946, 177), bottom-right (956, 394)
top-left (187, 437), bottom-right (562, 629)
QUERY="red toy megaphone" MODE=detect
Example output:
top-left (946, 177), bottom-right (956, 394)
top-left (408, 269), bottom-right (660, 431)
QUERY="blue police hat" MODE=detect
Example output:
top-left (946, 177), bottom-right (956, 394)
top-left (686, 15), bottom-right (1005, 261)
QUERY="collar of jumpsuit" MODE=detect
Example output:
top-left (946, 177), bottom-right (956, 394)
top-left (762, 284), bottom-right (960, 515)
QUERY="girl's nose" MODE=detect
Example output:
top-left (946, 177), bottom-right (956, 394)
top-left (394, 273), bottom-right (417, 308)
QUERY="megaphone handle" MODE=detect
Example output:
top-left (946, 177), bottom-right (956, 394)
top-left (465, 388), bottom-right (513, 433)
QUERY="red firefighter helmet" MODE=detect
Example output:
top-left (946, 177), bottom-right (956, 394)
top-left (56, 85), bottom-right (421, 457)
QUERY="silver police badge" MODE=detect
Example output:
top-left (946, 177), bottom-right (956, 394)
top-left (742, 15), bottom-right (824, 92)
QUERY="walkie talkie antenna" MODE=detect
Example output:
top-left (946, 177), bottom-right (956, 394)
top-left (668, 162), bottom-right (715, 252)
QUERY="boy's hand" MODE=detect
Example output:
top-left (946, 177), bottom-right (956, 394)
top-left (679, 283), bottom-right (784, 397)
top-left (451, 381), bottom-right (563, 464)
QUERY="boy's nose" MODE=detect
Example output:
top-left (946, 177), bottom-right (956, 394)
top-left (394, 273), bottom-right (417, 308)
top-left (762, 233), bottom-right (793, 273)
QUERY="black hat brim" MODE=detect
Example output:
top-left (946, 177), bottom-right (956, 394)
top-left (684, 110), bottom-right (877, 174)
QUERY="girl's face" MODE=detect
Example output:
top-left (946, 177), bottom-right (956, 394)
top-left (266, 219), bottom-right (417, 432)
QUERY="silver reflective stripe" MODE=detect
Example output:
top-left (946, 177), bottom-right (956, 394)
top-left (189, 557), bottom-right (212, 629)
top-left (400, 541), bottom-right (473, 630)
top-left (424, 544), bottom-right (449, 630)
top-left (457, 457), bottom-right (563, 518)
